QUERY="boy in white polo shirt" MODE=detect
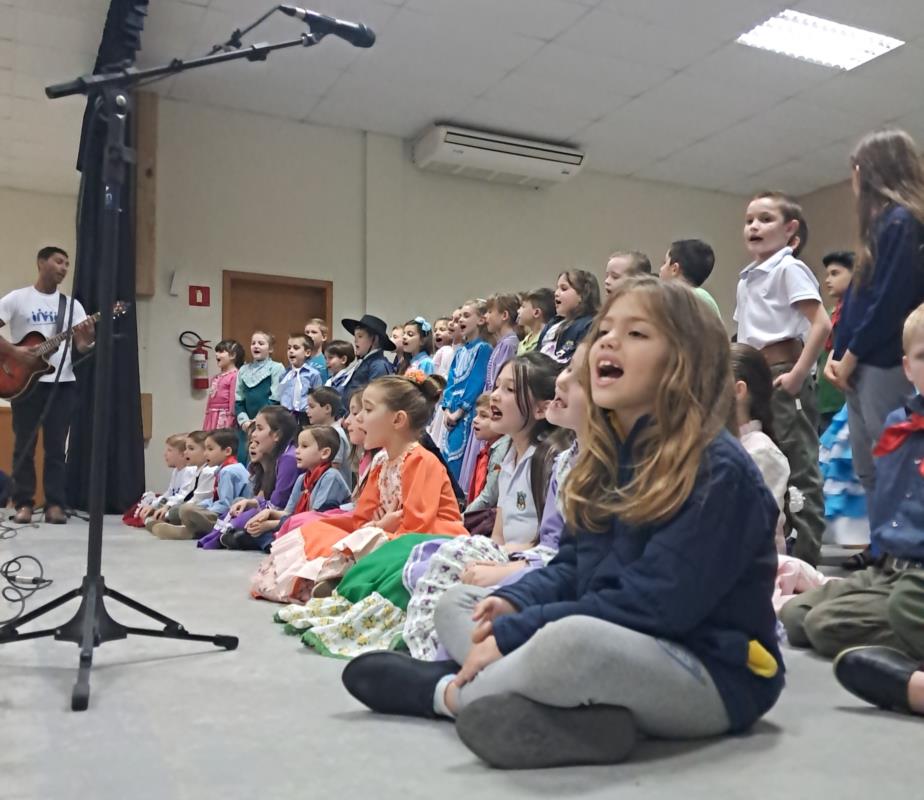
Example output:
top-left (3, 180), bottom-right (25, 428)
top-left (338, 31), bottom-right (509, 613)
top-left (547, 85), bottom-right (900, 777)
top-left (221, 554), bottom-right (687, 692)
top-left (735, 191), bottom-right (832, 566)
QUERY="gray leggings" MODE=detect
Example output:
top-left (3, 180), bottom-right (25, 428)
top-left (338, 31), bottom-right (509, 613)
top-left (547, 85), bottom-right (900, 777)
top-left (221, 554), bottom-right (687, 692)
top-left (846, 363), bottom-right (912, 496)
top-left (435, 585), bottom-right (731, 739)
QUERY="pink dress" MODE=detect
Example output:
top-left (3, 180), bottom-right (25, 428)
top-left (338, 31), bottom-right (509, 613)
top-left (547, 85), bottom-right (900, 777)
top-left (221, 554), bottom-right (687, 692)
top-left (203, 369), bottom-right (238, 430)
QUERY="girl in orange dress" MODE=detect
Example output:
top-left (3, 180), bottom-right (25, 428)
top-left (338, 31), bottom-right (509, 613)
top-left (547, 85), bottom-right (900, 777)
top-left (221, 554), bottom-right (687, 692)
top-left (252, 371), bottom-right (466, 603)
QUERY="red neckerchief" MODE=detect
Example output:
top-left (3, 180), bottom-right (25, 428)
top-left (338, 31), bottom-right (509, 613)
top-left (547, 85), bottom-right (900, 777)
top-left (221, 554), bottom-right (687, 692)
top-left (293, 463), bottom-right (332, 515)
top-left (873, 412), bottom-right (924, 476)
top-left (213, 455), bottom-right (239, 500)
top-left (824, 300), bottom-right (842, 353)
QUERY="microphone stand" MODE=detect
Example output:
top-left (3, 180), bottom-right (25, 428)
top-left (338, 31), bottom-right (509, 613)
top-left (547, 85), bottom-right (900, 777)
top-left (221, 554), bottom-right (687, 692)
top-left (0, 26), bottom-right (328, 711)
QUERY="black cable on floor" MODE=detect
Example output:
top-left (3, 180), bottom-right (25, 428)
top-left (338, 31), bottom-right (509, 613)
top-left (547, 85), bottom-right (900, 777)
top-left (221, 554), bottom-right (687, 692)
top-left (0, 525), bottom-right (52, 625)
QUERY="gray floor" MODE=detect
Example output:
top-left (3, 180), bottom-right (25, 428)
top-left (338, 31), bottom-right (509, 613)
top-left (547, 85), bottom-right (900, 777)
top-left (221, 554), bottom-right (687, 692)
top-left (0, 517), bottom-right (919, 800)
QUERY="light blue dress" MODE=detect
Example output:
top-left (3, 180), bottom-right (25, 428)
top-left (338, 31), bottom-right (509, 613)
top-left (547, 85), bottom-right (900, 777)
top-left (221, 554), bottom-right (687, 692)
top-left (441, 338), bottom-right (492, 485)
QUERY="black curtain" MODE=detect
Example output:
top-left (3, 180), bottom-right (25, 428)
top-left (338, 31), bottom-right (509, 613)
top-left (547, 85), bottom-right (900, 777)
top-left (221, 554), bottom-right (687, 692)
top-left (66, 0), bottom-right (149, 512)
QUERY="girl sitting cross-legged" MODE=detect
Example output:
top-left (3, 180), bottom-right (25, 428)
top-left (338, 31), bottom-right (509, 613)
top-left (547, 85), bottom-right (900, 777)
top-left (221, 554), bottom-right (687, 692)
top-left (341, 276), bottom-right (784, 770)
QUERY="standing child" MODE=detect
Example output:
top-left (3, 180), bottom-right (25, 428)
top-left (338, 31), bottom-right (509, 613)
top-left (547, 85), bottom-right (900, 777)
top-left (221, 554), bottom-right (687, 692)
top-left (124, 433), bottom-right (192, 527)
top-left (235, 330), bottom-right (286, 463)
top-left (603, 250), bottom-right (651, 296)
top-left (441, 299), bottom-right (493, 491)
top-left (203, 339), bottom-right (243, 430)
top-left (278, 333), bottom-right (322, 427)
top-left (735, 191), bottom-right (831, 566)
top-left (817, 251), bottom-right (854, 432)
top-left (343, 277), bottom-right (783, 771)
top-left (200, 406), bottom-right (299, 551)
top-left (324, 339), bottom-right (356, 394)
top-left (541, 269), bottom-right (601, 364)
top-left (397, 318), bottom-right (435, 375)
top-left (826, 129), bottom-right (924, 511)
top-left (457, 294), bottom-right (521, 491)
top-left (340, 314), bottom-right (395, 401)
top-left (390, 325), bottom-right (405, 368)
top-left (304, 318), bottom-right (330, 382)
top-left (307, 386), bottom-right (353, 491)
top-left (146, 431), bottom-right (216, 530)
top-left (516, 288), bottom-right (555, 355)
top-left (659, 239), bottom-right (722, 318)
top-left (152, 428), bottom-right (251, 540)
top-left (427, 317), bottom-right (456, 448)
top-left (253, 373), bottom-right (467, 603)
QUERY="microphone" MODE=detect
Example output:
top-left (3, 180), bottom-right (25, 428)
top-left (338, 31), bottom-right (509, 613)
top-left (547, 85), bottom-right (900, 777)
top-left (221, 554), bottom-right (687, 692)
top-left (279, 5), bottom-right (375, 48)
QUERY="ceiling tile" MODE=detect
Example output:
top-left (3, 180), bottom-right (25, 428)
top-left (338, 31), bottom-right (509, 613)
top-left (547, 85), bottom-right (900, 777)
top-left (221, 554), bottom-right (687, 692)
top-left (556, 5), bottom-right (728, 70)
top-left (511, 43), bottom-right (673, 100)
top-left (682, 42), bottom-right (837, 101)
top-left (597, 0), bottom-right (789, 40)
top-left (481, 71), bottom-right (629, 123)
top-left (404, 0), bottom-right (588, 41)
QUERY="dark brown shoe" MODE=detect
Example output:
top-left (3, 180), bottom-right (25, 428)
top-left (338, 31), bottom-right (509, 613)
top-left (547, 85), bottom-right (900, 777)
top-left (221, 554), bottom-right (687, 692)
top-left (13, 506), bottom-right (33, 524)
top-left (44, 505), bottom-right (67, 524)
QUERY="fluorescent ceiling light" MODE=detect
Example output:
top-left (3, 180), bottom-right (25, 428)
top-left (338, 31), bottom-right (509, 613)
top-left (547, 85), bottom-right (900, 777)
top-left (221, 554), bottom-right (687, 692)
top-left (737, 9), bottom-right (904, 70)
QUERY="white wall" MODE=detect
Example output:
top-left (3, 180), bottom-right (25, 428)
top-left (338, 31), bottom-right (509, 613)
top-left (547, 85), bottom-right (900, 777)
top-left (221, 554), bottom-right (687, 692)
top-left (142, 98), bottom-right (757, 483)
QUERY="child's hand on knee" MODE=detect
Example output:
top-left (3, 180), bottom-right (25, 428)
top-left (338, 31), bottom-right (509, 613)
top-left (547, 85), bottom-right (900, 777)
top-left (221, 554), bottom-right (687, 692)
top-left (471, 596), bottom-right (516, 641)
top-left (245, 509), bottom-right (270, 533)
top-left (454, 635), bottom-right (502, 687)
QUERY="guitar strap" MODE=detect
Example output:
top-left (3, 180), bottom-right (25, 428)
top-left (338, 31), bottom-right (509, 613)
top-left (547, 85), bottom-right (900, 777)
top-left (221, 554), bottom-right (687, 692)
top-left (54, 293), bottom-right (67, 335)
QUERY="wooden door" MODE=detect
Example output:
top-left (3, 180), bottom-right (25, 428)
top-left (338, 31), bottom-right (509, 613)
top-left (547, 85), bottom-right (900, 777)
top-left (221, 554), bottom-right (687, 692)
top-left (222, 271), bottom-right (333, 363)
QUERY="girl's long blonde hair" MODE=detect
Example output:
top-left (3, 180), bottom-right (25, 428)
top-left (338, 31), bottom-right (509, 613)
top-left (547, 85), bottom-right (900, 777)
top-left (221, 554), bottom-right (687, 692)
top-left (851, 128), bottom-right (924, 286)
top-left (564, 276), bottom-right (733, 532)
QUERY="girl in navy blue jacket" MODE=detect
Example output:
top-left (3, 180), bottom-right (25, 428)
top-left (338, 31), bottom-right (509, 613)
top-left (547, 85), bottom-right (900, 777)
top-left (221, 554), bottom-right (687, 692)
top-left (826, 129), bottom-right (924, 503)
top-left (343, 277), bottom-right (783, 769)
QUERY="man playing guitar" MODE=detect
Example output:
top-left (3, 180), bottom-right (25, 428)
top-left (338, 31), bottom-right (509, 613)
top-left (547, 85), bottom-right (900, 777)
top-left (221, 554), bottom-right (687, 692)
top-left (0, 246), bottom-right (95, 524)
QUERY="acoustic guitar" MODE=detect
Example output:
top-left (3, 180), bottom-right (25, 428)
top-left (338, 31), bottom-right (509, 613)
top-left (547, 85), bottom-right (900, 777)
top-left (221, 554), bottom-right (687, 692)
top-left (0, 302), bottom-right (129, 400)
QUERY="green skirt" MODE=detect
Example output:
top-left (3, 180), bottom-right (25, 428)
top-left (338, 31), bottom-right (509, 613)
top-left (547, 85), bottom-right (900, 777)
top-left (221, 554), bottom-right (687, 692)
top-left (337, 533), bottom-right (450, 610)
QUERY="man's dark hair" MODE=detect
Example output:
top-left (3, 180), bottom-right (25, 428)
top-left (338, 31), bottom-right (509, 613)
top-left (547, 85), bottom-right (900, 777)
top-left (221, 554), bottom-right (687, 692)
top-left (822, 250), bottom-right (855, 270)
top-left (37, 246), bottom-right (68, 262)
top-left (668, 239), bottom-right (715, 287)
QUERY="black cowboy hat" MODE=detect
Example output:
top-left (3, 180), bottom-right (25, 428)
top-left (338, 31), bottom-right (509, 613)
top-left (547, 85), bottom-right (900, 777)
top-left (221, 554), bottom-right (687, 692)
top-left (341, 314), bottom-right (396, 351)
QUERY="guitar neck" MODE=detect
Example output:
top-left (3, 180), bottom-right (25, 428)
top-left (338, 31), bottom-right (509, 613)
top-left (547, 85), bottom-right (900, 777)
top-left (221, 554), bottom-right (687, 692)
top-left (36, 311), bottom-right (101, 356)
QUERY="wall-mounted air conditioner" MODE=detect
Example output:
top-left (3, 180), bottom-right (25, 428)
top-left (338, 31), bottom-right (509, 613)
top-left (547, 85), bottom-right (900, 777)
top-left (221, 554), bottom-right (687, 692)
top-left (411, 125), bottom-right (585, 189)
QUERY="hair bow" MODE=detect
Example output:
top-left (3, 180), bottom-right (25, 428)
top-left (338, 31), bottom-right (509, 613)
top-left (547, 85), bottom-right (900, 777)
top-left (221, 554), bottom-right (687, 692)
top-left (404, 368), bottom-right (427, 386)
top-left (414, 316), bottom-right (432, 335)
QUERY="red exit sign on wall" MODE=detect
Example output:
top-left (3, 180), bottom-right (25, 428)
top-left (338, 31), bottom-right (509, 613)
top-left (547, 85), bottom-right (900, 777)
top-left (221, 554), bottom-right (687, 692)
top-left (189, 285), bottom-right (210, 307)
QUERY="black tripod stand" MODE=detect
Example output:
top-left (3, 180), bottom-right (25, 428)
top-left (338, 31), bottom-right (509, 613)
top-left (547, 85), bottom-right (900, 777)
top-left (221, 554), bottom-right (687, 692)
top-left (0, 17), bottom-right (333, 711)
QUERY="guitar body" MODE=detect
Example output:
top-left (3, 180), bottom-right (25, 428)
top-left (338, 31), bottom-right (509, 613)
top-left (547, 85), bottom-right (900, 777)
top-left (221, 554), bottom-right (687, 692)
top-left (0, 331), bottom-right (54, 400)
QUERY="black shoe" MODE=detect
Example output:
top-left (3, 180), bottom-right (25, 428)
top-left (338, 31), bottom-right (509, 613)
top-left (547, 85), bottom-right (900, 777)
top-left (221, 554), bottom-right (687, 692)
top-left (44, 505), bottom-right (67, 524)
top-left (13, 505), bottom-right (33, 524)
top-left (842, 546), bottom-right (877, 571)
top-left (456, 694), bottom-right (637, 770)
top-left (834, 646), bottom-right (920, 713)
top-left (341, 651), bottom-right (458, 718)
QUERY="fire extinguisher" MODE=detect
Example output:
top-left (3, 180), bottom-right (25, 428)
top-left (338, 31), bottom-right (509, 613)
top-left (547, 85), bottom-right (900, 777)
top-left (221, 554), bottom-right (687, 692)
top-left (179, 330), bottom-right (211, 391)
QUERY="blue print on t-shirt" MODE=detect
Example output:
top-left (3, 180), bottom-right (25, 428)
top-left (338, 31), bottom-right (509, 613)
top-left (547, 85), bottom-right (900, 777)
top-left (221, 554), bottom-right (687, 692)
top-left (31, 309), bottom-right (57, 323)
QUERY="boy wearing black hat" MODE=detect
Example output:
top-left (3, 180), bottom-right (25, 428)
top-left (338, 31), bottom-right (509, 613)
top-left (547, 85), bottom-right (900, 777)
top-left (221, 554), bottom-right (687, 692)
top-left (339, 313), bottom-right (395, 400)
